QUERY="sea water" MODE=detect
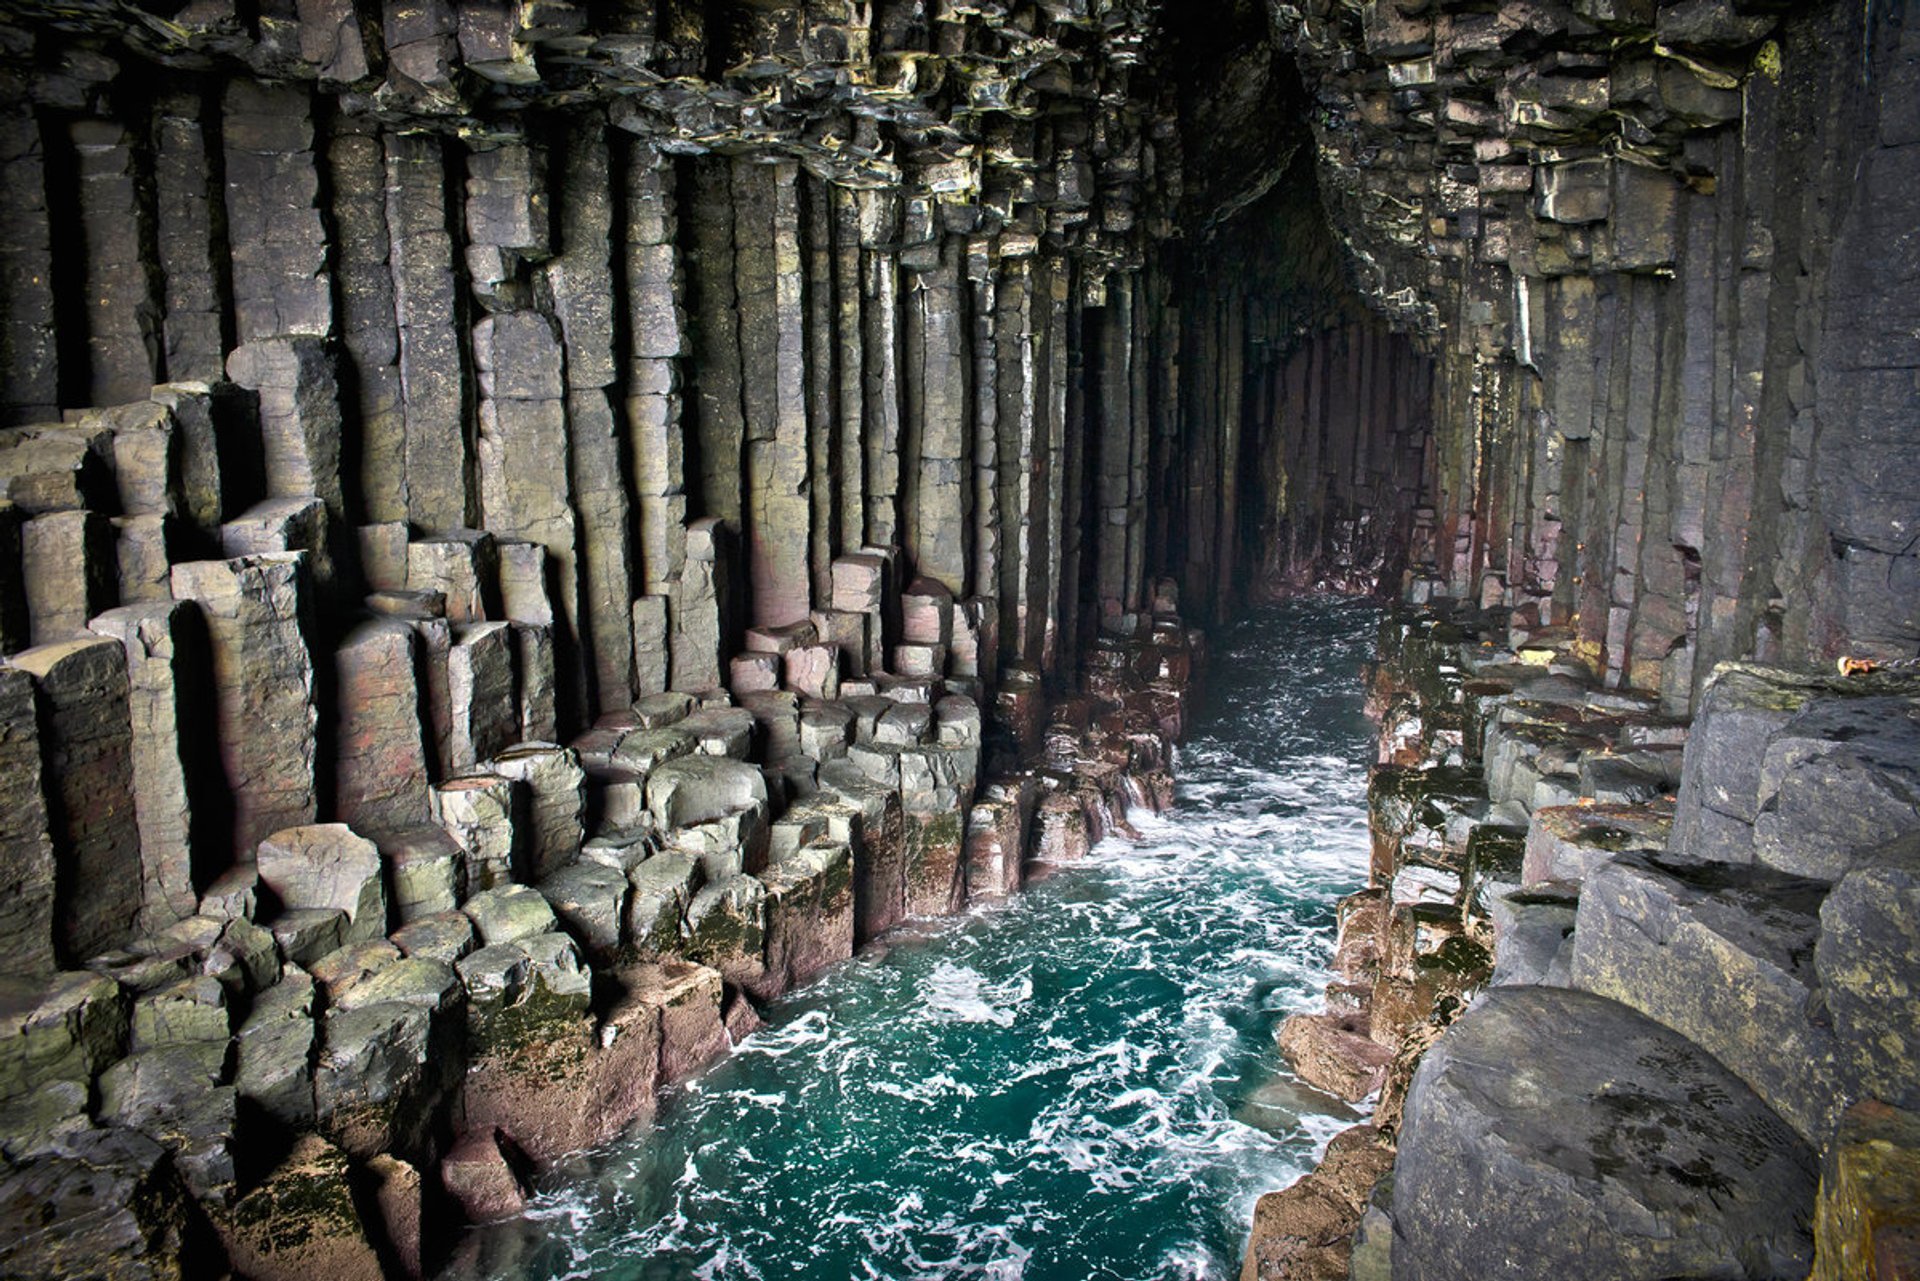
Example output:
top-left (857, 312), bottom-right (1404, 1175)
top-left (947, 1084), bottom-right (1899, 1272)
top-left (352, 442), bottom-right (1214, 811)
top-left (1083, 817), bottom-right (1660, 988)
top-left (463, 599), bottom-right (1380, 1281)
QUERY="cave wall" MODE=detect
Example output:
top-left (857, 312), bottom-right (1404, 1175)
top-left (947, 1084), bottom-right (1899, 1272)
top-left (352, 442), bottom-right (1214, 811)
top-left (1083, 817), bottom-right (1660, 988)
top-left (0, 0), bottom-right (1214, 731)
top-left (0, 6), bottom-right (1285, 1267)
top-left (1266, 0), bottom-right (1920, 709)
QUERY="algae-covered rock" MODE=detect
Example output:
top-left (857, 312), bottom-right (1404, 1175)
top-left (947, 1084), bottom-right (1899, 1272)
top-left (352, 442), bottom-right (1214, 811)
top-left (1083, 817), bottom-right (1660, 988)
top-left (463, 883), bottom-right (559, 947)
top-left (220, 1133), bottom-right (383, 1281)
top-left (685, 874), bottom-right (769, 993)
top-left (0, 1078), bottom-right (90, 1161)
top-left (1392, 986), bottom-right (1816, 1281)
top-left (459, 939), bottom-right (671, 1166)
top-left (760, 841), bottom-right (856, 998)
top-left (0, 970), bottom-right (128, 1102)
top-left (1810, 1099), bottom-right (1920, 1281)
top-left (1818, 834), bottom-right (1920, 1119)
top-left (315, 997), bottom-right (451, 1161)
top-left (0, 1125), bottom-right (216, 1281)
top-left (626, 851), bottom-right (700, 957)
top-left (902, 807), bottom-right (966, 919)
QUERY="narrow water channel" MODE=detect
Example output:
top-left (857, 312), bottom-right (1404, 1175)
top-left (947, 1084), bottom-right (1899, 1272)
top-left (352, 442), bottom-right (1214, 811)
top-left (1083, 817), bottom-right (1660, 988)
top-left (461, 600), bottom-right (1381, 1281)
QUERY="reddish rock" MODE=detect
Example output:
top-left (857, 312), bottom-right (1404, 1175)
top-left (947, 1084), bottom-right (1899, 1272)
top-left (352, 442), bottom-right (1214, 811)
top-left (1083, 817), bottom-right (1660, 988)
top-left (441, 1129), bottom-right (528, 1224)
top-left (1277, 1011), bottom-right (1393, 1103)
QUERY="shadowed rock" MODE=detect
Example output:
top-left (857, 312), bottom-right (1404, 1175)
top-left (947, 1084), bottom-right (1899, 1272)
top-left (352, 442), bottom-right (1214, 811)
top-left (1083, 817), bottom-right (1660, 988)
top-left (1392, 986), bottom-right (1816, 1281)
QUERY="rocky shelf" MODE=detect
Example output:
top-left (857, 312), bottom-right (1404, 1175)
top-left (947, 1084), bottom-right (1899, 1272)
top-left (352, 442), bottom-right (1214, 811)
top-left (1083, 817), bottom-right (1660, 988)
top-left (1249, 607), bottom-right (1920, 1281)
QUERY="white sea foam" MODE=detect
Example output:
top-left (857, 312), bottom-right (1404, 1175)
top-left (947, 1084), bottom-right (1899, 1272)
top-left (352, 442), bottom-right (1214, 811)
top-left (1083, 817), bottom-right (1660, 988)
top-left (922, 961), bottom-right (1029, 1027)
top-left (462, 601), bottom-right (1385, 1281)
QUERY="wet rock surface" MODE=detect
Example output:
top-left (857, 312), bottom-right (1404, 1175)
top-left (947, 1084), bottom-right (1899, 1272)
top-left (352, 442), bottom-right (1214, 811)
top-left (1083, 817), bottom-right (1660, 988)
top-left (1393, 986), bottom-right (1817, 1281)
top-left (1252, 606), bottom-right (1920, 1281)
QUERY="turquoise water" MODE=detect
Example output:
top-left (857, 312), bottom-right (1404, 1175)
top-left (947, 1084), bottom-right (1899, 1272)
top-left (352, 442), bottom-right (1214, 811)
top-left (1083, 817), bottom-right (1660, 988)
top-left (462, 600), bottom-right (1380, 1281)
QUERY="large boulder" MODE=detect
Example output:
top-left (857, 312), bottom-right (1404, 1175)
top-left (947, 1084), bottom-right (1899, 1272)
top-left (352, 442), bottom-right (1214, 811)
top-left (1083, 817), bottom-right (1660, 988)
top-left (1571, 851), bottom-right (1839, 1146)
top-left (1392, 986), bottom-right (1816, 1281)
top-left (1277, 1011), bottom-right (1392, 1103)
top-left (1816, 833), bottom-right (1920, 1118)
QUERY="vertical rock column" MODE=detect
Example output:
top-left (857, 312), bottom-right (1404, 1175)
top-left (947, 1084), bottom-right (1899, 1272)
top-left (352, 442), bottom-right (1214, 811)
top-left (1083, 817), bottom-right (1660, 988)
top-left (1038, 257), bottom-right (1071, 669)
top-left (171, 554), bottom-right (318, 860)
top-left (223, 81), bottom-right (332, 345)
top-left (472, 310), bottom-right (580, 724)
top-left (968, 234), bottom-right (1000, 615)
top-left (88, 602), bottom-right (204, 932)
top-left (1093, 274), bottom-right (1134, 621)
top-left (0, 106), bottom-right (58, 423)
top-left (386, 132), bottom-right (470, 531)
top-left (333, 618), bottom-right (430, 835)
top-left (223, 338), bottom-right (345, 529)
top-left (736, 160), bottom-right (814, 629)
top-left (7, 636), bottom-right (141, 962)
top-left (622, 138), bottom-right (687, 697)
top-left (686, 156), bottom-right (744, 530)
top-left (329, 118), bottom-right (408, 524)
top-left (995, 255), bottom-right (1043, 663)
top-left (905, 234), bottom-right (970, 598)
top-left (152, 90), bottom-right (226, 385)
top-left (672, 518), bottom-right (729, 693)
top-left (860, 190), bottom-right (905, 551)
top-left (546, 120), bottom-right (636, 716)
top-left (69, 118), bottom-right (161, 406)
top-left (831, 187), bottom-right (866, 552)
top-left (804, 176), bottom-right (837, 606)
top-left (22, 508), bottom-right (117, 646)
top-left (0, 666), bottom-right (57, 974)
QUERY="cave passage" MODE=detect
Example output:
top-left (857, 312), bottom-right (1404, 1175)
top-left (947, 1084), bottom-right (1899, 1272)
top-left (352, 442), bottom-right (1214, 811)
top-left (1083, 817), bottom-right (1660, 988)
top-left (457, 601), bottom-right (1379, 1280)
